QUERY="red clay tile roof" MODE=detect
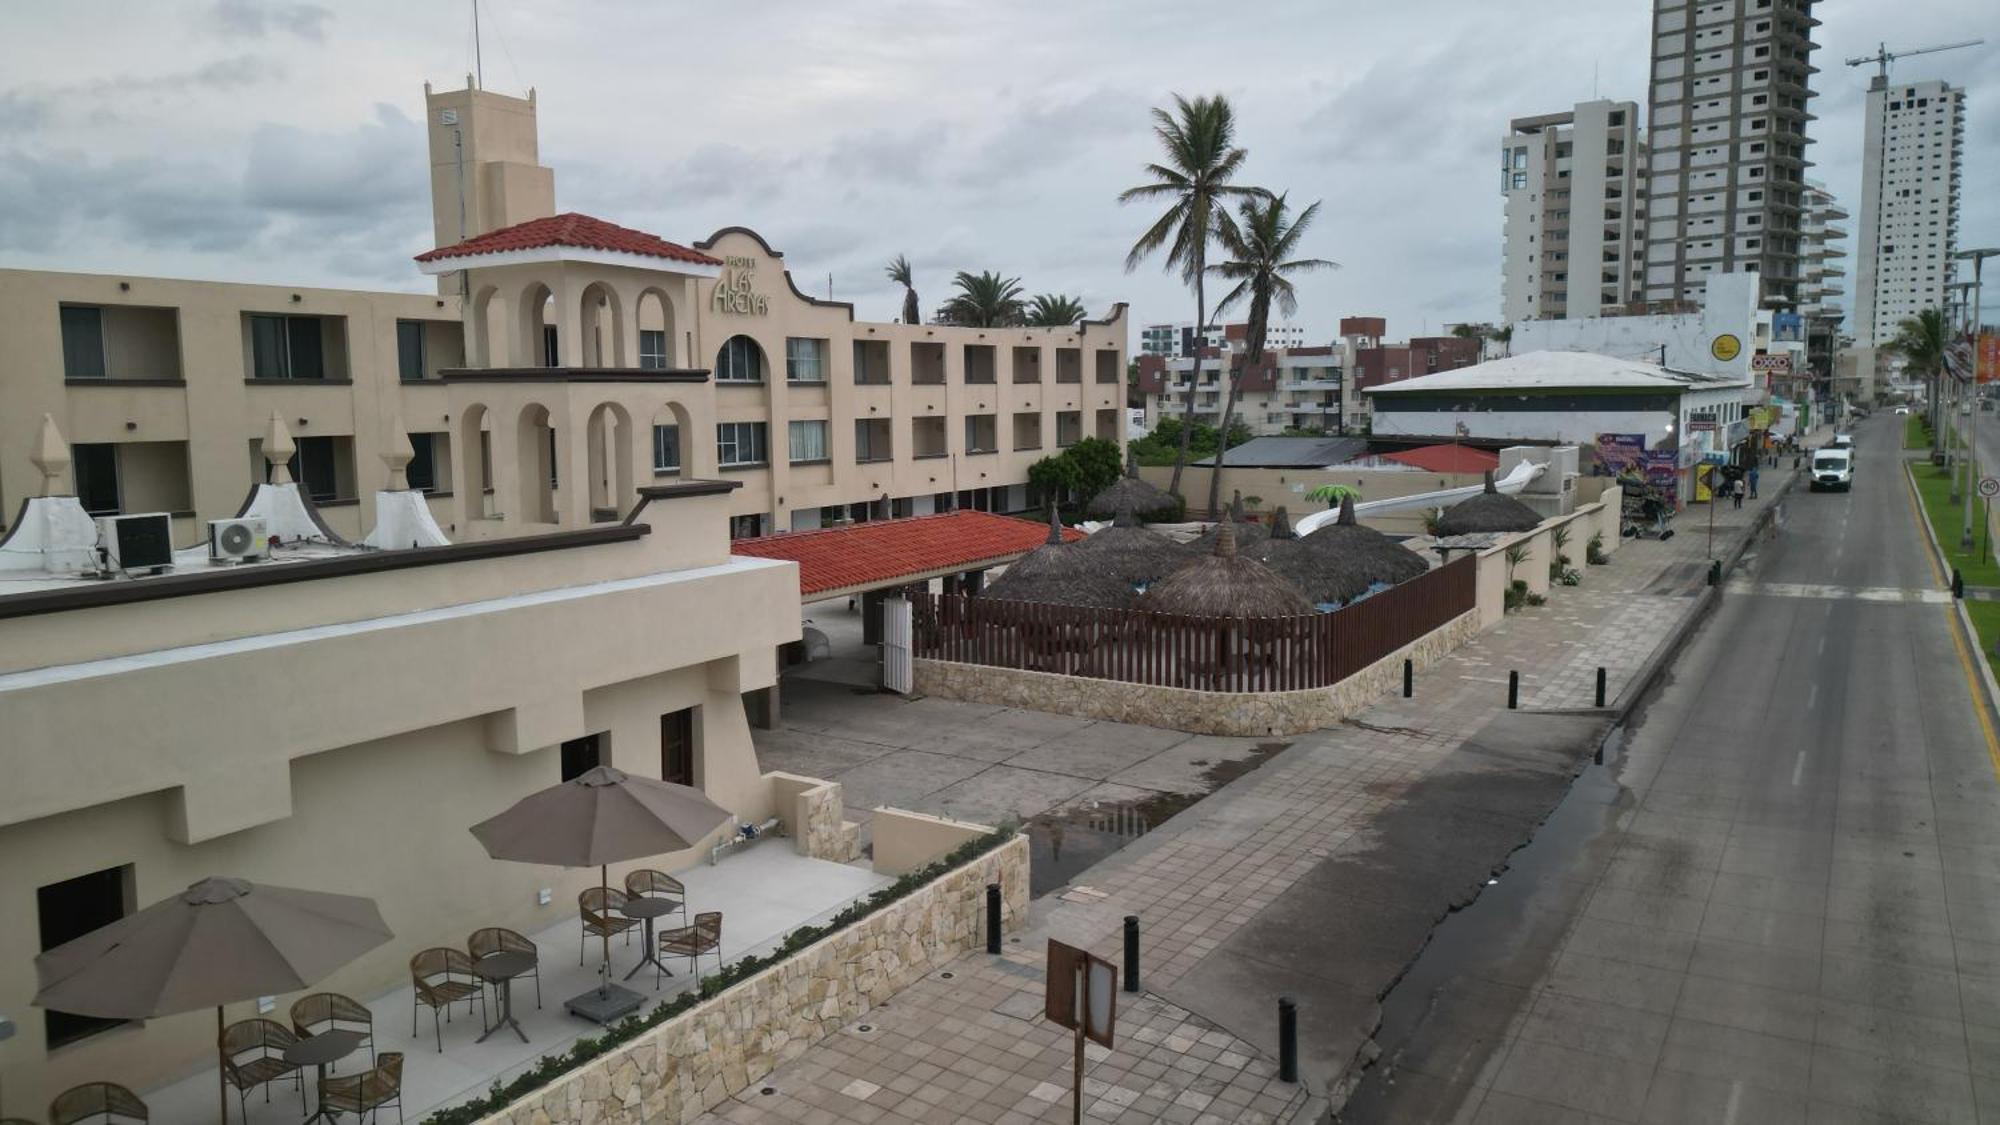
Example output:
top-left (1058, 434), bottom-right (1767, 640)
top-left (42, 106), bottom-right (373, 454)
top-left (415, 212), bottom-right (722, 266)
top-left (1380, 443), bottom-right (1501, 474)
top-left (730, 511), bottom-right (1083, 598)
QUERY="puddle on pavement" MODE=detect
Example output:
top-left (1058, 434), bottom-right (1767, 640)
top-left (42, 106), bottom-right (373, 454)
top-left (1025, 741), bottom-right (1287, 897)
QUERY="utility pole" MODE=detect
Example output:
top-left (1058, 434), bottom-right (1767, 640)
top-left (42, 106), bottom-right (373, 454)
top-left (1959, 250), bottom-right (2000, 547)
top-left (1948, 281), bottom-right (1978, 504)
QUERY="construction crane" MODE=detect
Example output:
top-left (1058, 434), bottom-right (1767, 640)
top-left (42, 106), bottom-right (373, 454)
top-left (1845, 39), bottom-right (1984, 81)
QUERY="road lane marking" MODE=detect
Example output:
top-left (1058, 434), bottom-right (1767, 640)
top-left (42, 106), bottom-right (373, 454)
top-left (1818, 636), bottom-right (1827, 655)
top-left (1722, 579), bottom-right (1950, 603)
top-left (1792, 750), bottom-right (1807, 786)
top-left (1807, 685), bottom-right (1818, 711)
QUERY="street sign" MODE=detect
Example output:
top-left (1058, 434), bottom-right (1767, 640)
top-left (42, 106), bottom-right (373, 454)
top-left (1979, 477), bottom-right (2000, 499)
top-left (1711, 334), bottom-right (1742, 362)
top-left (1047, 939), bottom-right (1119, 1124)
top-left (1751, 354), bottom-right (1793, 374)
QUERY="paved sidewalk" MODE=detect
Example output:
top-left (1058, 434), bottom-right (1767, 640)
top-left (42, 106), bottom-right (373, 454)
top-left (708, 465), bottom-right (1802, 1123)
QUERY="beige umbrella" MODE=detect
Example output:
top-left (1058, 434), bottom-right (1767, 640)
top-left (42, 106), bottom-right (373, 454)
top-left (32, 876), bottom-right (393, 1125)
top-left (469, 765), bottom-right (730, 1019)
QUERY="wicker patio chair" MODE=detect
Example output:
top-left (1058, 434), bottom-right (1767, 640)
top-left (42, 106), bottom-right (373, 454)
top-left (48, 1082), bottom-right (147, 1125)
top-left (219, 1017), bottom-right (305, 1117)
top-left (657, 911), bottom-right (723, 978)
top-left (290, 991), bottom-right (375, 1067)
top-left (578, 886), bottom-right (640, 965)
top-left (468, 926), bottom-right (542, 1010)
top-left (320, 1051), bottom-right (403, 1124)
top-left (409, 947), bottom-right (486, 1052)
top-left (623, 868), bottom-right (687, 927)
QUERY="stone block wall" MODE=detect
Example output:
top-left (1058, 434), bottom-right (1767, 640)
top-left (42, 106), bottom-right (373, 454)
top-left (914, 610), bottom-right (1480, 736)
top-left (764, 771), bottom-right (861, 863)
top-left (483, 833), bottom-right (1029, 1124)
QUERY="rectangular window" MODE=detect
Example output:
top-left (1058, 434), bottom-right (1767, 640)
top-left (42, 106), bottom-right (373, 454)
top-left (73, 443), bottom-right (120, 515)
top-left (1511, 172), bottom-right (1527, 189)
top-left (407, 432), bottom-right (438, 492)
top-left (292, 436), bottom-right (342, 502)
top-left (661, 709), bottom-right (695, 787)
top-left (639, 329), bottom-right (668, 369)
top-left (652, 424), bottom-right (681, 473)
top-left (717, 421), bottom-right (768, 467)
top-left (39, 864), bottom-right (133, 1048)
top-left (542, 324), bottom-right (560, 367)
top-left (60, 305), bottom-right (106, 379)
top-left (788, 419), bottom-right (829, 463)
top-left (559, 733), bottom-right (603, 782)
top-left (785, 337), bottom-right (826, 382)
top-left (855, 419), bottom-right (892, 462)
top-left (248, 314), bottom-right (326, 380)
top-left (396, 320), bottom-right (426, 381)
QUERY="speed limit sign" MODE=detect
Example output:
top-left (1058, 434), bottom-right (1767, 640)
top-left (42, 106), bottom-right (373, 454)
top-left (1980, 477), bottom-right (2000, 499)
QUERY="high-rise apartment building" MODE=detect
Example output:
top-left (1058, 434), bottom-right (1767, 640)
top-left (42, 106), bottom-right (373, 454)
top-left (1137, 321), bottom-right (1307, 357)
top-left (1500, 100), bottom-right (1647, 322)
top-left (1643, 0), bottom-right (1820, 308)
top-left (1798, 179), bottom-right (1847, 375)
top-left (1852, 76), bottom-right (1966, 345)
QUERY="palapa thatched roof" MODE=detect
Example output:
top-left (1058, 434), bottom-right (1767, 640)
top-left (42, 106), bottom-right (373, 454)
top-left (1191, 491), bottom-right (1270, 551)
top-left (1087, 454), bottom-right (1172, 520)
top-left (1296, 495), bottom-right (1431, 603)
top-left (1140, 522), bottom-right (1315, 618)
top-left (1433, 470), bottom-right (1543, 535)
top-left (982, 507), bottom-right (1192, 609)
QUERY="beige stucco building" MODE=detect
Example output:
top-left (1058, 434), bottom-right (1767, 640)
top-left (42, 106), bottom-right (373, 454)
top-left (0, 83), bottom-right (1126, 548)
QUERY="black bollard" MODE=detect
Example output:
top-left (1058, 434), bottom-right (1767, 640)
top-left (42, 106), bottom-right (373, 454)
top-left (1278, 997), bottom-right (1299, 1083)
top-left (1709, 559), bottom-right (1722, 586)
top-left (985, 883), bottom-right (1001, 954)
top-left (1595, 666), bottom-right (1607, 708)
top-left (1508, 670), bottom-right (1519, 710)
top-left (1124, 916), bottom-right (1140, 993)
top-left (1954, 569), bottom-right (1965, 600)
top-left (1403, 658), bottom-right (1413, 698)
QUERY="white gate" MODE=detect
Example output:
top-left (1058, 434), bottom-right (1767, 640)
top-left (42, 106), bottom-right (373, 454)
top-left (881, 595), bottom-right (913, 693)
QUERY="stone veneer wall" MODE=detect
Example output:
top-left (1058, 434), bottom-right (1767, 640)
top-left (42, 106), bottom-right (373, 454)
top-left (764, 771), bottom-right (861, 863)
top-left (914, 610), bottom-right (1481, 736)
top-left (481, 833), bottom-right (1029, 1124)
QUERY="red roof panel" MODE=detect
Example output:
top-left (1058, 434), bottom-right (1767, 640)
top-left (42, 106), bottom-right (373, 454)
top-left (1380, 444), bottom-right (1501, 474)
top-left (730, 510), bottom-right (1082, 597)
top-left (416, 212), bottom-right (722, 266)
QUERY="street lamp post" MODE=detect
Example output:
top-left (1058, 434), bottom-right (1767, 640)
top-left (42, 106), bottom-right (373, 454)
top-left (1957, 250), bottom-right (2000, 548)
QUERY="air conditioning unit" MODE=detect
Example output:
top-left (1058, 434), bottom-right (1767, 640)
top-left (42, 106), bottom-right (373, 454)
top-left (97, 512), bottom-right (175, 573)
top-left (208, 517), bottom-right (270, 563)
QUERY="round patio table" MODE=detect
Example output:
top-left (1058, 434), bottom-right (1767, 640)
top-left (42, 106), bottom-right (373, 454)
top-left (283, 1028), bottom-right (365, 1124)
top-left (473, 949), bottom-right (536, 1044)
top-left (619, 896), bottom-right (682, 984)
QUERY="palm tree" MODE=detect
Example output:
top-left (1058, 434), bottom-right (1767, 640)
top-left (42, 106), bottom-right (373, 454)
top-left (1120, 93), bottom-right (1264, 501)
top-left (885, 255), bottom-right (920, 324)
top-left (1887, 308), bottom-right (1949, 454)
top-left (936, 270), bottom-right (1026, 327)
top-left (1025, 294), bottom-right (1089, 328)
top-left (1205, 192), bottom-right (1337, 515)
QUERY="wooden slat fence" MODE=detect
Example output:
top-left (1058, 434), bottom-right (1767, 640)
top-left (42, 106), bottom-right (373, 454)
top-left (912, 556), bottom-right (1476, 693)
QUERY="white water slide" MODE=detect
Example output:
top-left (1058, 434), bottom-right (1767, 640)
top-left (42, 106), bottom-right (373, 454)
top-left (1291, 458), bottom-right (1546, 536)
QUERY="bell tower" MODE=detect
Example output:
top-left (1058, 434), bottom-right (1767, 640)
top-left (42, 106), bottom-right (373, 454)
top-left (422, 79), bottom-right (556, 284)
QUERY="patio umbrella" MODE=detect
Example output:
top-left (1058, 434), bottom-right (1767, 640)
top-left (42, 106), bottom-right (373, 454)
top-left (1434, 470), bottom-right (1543, 535)
top-left (468, 765), bottom-right (730, 1017)
top-left (32, 876), bottom-right (393, 1125)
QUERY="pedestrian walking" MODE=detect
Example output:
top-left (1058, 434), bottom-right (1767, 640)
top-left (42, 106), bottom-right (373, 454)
top-left (1748, 465), bottom-right (1760, 499)
top-left (1731, 477), bottom-right (1745, 509)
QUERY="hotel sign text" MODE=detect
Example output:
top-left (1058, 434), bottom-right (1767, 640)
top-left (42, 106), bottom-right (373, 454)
top-left (711, 256), bottom-right (769, 316)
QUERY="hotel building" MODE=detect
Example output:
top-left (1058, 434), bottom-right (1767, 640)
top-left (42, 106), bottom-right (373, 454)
top-left (0, 82), bottom-right (1128, 547)
top-left (1500, 100), bottom-right (1648, 323)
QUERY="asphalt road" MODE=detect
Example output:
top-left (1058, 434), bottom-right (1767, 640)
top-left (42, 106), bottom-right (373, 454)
top-left (1343, 414), bottom-right (2000, 1124)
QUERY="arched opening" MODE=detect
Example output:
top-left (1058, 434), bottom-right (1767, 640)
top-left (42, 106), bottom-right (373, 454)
top-left (467, 285), bottom-right (502, 368)
top-left (585, 401), bottom-right (636, 521)
top-left (579, 282), bottom-right (624, 367)
top-left (518, 283), bottom-right (557, 367)
top-left (516, 403), bottom-right (557, 523)
top-left (459, 404), bottom-right (496, 519)
top-left (650, 401), bottom-right (692, 478)
top-left (715, 334), bottom-right (766, 384)
top-left (637, 287), bottom-right (678, 369)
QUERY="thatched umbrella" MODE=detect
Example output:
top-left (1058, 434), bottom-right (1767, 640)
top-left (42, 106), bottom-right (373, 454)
top-left (1191, 491), bottom-right (1270, 551)
top-left (1434, 470), bottom-right (1542, 536)
top-left (1141, 522), bottom-right (1313, 618)
top-left (1242, 506), bottom-right (1327, 605)
top-left (1087, 453), bottom-right (1171, 521)
top-left (985, 507), bottom-right (1193, 608)
top-left (1298, 495), bottom-right (1431, 604)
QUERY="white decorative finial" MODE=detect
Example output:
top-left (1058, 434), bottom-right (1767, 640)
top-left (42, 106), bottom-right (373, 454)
top-left (382, 416), bottom-right (414, 491)
top-left (31, 413), bottom-right (71, 496)
top-left (262, 412), bottom-right (296, 484)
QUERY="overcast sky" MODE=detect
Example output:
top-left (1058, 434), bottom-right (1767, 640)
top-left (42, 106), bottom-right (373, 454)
top-left (2, 0), bottom-right (1995, 340)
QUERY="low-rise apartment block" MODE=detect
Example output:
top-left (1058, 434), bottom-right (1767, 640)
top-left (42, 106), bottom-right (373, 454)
top-left (1501, 100), bottom-right (1648, 322)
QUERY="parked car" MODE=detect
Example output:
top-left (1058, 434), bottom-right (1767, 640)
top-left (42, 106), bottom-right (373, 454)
top-left (1829, 432), bottom-right (1854, 449)
top-left (1810, 448), bottom-right (1854, 492)
top-left (1895, 406), bottom-right (1910, 415)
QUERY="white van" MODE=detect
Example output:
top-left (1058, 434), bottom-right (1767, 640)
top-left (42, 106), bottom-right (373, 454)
top-left (1830, 431), bottom-right (1854, 449)
top-left (1810, 447), bottom-right (1853, 491)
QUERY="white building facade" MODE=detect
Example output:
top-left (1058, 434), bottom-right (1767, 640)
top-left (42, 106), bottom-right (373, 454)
top-left (1501, 100), bottom-right (1647, 323)
top-left (1853, 76), bottom-right (1966, 345)
top-left (1644, 0), bottom-right (1821, 308)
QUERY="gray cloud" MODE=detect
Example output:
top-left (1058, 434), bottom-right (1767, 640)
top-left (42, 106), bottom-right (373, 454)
top-left (244, 103), bottom-right (425, 218)
top-left (212, 0), bottom-right (333, 42)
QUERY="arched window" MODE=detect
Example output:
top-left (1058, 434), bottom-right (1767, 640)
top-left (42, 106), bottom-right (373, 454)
top-left (716, 335), bottom-right (765, 383)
